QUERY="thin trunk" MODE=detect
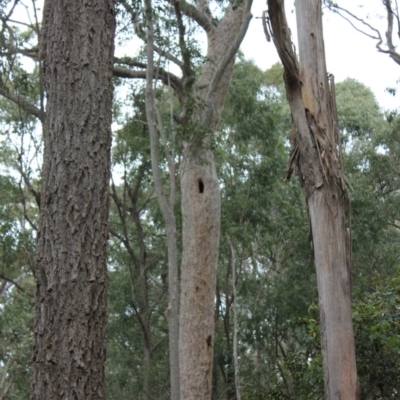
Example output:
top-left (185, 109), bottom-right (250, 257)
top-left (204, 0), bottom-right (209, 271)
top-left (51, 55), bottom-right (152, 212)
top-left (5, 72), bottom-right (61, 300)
top-left (227, 237), bottom-right (241, 400)
top-left (143, 341), bottom-right (150, 400)
top-left (31, 1), bottom-right (115, 399)
top-left (144, 1), bottom-right (180, 398)
top-left (140, 258), bottom-right (150, 400)
top-left (0, 280), bottom-right (7, 297)
top-left (267, 1), bottom-right (358, 399)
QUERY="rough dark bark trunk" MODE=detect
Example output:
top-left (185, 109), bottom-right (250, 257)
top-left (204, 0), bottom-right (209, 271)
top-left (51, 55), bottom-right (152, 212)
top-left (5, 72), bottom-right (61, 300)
top-left (267, 1), bottom-right (358, 399)
top-left (31, 1), bottom-right (115, 399)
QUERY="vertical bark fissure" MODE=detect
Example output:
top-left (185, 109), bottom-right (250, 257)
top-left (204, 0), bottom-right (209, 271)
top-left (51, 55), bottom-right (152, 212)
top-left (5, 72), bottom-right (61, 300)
top-left (31, 1), bottom-right (115, 399)
top-left (267, 1), bottom-right (358, 399)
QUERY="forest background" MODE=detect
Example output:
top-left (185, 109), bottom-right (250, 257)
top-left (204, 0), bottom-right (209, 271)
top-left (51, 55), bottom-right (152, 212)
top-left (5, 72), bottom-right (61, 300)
top-left (0, 0), bottom-right (399, 399)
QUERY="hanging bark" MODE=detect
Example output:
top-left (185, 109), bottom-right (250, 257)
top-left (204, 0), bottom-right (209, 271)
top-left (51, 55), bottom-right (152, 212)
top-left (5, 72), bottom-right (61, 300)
top-left (31, 1), bottom-right (115, 398)
top-left (266, 1), bottom-right (358, 399)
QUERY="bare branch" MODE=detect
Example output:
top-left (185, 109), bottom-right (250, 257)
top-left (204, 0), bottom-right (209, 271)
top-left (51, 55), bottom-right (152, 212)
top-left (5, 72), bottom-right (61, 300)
top-left (0, 85), bottom-right (45, 122)
top-left (172, 0), bottom-right (195, 83)
top-left (4, 0), bottom-right (20, 20)
top-left (113, 65), bottom-right (183, 94)
top-left (119, 0), bottom-right (184, 68)
top-left (154, 95), bottom-right (177, 205)
top-left (0, 274), bottom-right (33, 297)
top-left (325, 0), bottom-right (400, 65)
top-left (153, 44), bottom-right (185, 68)
top-left (262, 10), bottom-right (271, 42)
top-left (15, 159), bottom-right (41, 208)
top-left (109, 181), bottom-right (140, 271)
top-left (144, 0), bottom-right (175, 222)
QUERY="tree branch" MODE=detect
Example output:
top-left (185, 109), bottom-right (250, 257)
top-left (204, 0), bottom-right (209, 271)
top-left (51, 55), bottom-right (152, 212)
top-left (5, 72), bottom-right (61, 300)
top-left (205, 0), bottom-right (253, 110)
top-left (325, 0), bottom-right (400, 65)
top-left (15, 159), bottom-right (41, 208)
top-left (0, 274), bottom-right (33, 297)
top-left (180, 2), bottom-right (214, 33)
top-left (0, 86), bottom-right (45, 122)
top-left (119, 0), bottom-right (184, 68)
top-left (113, 63), bottom-right (183, 94)
top-left (384, 0), bottom-right (400, 64)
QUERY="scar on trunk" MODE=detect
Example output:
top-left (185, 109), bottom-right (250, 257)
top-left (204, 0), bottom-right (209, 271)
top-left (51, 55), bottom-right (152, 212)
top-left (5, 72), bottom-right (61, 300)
top-left (206, 335), bottom-right (212, 347)
top-left (198, 179), bottom-right (204, 193)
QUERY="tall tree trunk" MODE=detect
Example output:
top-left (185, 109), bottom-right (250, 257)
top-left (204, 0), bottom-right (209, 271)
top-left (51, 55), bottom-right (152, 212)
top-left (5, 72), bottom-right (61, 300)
top-left (178, 3), bottom-right (252, 398)
top-left (267, 1), bottom-right (358, 399)
top-left (31, 1), bottom-right (115, 399)
top-left (179, 143), bottom-right (221, 400)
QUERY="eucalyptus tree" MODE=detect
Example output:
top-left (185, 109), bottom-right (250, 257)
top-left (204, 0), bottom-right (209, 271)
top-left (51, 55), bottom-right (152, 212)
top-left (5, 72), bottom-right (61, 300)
top-left (266, 1), bottom-right (358, 398)
top-left (123, 0), bottom-right (254, 397)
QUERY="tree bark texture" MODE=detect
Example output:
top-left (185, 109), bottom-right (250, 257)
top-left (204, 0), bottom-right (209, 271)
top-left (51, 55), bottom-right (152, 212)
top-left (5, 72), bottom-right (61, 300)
top-left (31, 1), bottom-right (115, 399)
top-left (267, 1), bottom-right (358, 399)
top-left (179, 3), bottom-right (252, 399)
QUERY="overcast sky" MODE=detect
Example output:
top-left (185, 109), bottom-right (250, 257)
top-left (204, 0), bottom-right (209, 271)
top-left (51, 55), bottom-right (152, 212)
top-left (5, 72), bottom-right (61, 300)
top-left (241, 1), bottom-right (400, 111)
top-left (8, 0), bottom-right (400, 111)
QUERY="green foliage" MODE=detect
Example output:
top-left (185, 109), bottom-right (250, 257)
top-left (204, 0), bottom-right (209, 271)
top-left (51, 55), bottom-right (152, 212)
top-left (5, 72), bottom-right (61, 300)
top-left (354, 269), bottom-right (400, 399)
top-left (336, 78), bottom-right (381, 139)
top-left (0, 281), bottom-right (34, 400)
top-left (0, 14), bottom-right (399, 397)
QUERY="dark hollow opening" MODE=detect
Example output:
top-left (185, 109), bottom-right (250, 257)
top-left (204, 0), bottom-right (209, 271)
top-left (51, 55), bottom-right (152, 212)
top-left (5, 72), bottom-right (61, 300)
top-left (198, 179), bottom-right (204, 193)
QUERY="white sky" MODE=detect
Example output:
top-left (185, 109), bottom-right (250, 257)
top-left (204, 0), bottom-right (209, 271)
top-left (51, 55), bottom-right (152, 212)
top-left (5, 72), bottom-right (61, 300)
top-left (6, 0), bottom-right (400, 111)
top-left (241, 1), bottom-right (400, 111)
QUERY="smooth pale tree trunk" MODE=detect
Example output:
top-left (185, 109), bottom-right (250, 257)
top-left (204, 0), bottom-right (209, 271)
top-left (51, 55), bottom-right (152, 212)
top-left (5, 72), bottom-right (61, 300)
top-left (267, 1), bottom-right (358, 399)
top-left (144, 0), bottom-right (252, 396)
top-left (31, 1), bottom-right (115, 399)
top-left (178, 3), bottom-right (252, 398)
top-left (144, 0), bottom-right (180, 398)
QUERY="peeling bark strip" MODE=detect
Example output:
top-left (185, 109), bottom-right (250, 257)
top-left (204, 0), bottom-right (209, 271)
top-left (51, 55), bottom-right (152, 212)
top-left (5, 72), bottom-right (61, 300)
top-left (267, 1), bottom-right (358, 399)
top-left (31, 1), bottom-right (115, 399)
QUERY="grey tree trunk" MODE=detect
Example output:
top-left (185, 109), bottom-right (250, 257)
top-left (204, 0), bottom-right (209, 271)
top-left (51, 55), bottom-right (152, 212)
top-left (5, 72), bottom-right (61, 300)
top-left (179, 3), bottom-right (252, 399)
top-left (143, 0), bottom-right (252, 397)
top-left (31, 1), bottom-right (115, 399)
top-left (267, 1), bottom-right (358, 399)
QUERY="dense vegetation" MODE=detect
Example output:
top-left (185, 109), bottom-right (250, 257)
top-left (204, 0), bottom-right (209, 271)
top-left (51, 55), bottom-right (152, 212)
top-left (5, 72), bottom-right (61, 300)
top-left (0, 1), bottom-right (399, 399)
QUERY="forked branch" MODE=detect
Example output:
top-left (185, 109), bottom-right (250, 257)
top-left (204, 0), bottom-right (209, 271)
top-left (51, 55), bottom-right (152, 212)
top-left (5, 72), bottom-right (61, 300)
top-left (324, 0), bottom-right (400, 65)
